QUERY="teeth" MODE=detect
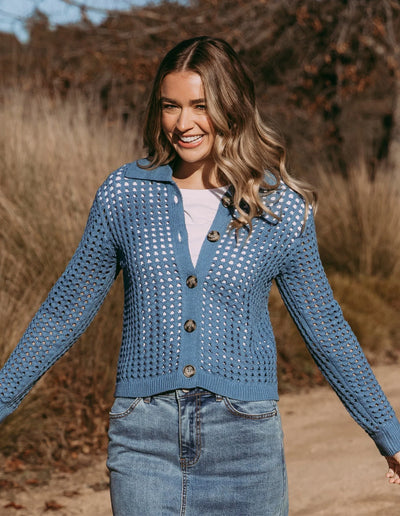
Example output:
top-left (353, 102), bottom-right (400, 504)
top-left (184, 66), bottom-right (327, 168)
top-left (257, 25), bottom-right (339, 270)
top-left (180, 135), bottom-right (203, 143)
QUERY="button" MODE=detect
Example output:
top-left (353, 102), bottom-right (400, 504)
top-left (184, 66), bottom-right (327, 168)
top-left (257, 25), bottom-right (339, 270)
top-left (186, 275), bottom-right (198, 288)
top-left (184, 319), bottom-right (196, 332)
top-left (221, 195), bottom-right (233, 208)
top-left (183, 365), bottom-right (196, 378)
top-left (207, 230), bottom-right (220, 242)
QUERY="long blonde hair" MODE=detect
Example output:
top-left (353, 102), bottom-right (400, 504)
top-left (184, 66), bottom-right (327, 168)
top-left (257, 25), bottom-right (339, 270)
top-left (143, 36), bottom-right (316, 233)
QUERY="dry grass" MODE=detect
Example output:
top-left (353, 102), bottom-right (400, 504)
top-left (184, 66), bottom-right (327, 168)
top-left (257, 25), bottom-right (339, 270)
top-left (0, 89), bottom-right (399, 467)
top-left (0, 89), bottom-right (139, 467)
top-left (315, 162), bottom-right (400, 278)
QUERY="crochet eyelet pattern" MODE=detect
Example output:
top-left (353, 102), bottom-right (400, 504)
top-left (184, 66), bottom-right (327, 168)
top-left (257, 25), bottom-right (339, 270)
top-left (1, 160), bottom-right (399, 456)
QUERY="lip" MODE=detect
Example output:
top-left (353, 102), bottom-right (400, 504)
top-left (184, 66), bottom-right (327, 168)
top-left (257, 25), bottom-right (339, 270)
top-left (175, 134), bottom-right (205, 149)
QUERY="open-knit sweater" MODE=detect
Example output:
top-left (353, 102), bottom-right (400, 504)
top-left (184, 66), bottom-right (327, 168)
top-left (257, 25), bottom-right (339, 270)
top-left (1, 160), bottom-right (400, 456)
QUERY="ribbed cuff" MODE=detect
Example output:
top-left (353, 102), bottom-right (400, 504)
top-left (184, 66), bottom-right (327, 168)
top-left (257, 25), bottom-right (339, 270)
top-left (0, 402), bottom-right (13, 424)
top-left (371, 416), bottom-right (400, 456)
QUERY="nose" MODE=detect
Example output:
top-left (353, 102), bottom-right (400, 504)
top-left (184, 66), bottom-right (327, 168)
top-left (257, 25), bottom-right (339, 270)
top-left (176, 107), bottom-right (194, 132)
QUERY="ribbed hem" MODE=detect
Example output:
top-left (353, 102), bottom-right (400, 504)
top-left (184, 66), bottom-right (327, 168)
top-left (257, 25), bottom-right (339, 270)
top-left (114, 372), bottom-right (279, 402)
top-left (371, 416), bottom-right (400, 456)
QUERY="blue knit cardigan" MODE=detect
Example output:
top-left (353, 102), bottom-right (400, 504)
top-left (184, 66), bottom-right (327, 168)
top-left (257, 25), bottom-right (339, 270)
top-left (1, 160), bottom-right (400, 456)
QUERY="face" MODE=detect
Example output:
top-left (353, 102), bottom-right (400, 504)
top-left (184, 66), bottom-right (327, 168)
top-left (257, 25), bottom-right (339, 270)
top-left (160, 71), bottom-right (215, 175)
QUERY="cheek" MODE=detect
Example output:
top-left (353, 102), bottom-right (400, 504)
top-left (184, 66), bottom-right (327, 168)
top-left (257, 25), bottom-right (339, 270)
top-left (203, 116), bottom-right (215, 136)
top-left (204, 119), bottom-right (215, 142)
top-left (161, 114), bottom-right (173, 136)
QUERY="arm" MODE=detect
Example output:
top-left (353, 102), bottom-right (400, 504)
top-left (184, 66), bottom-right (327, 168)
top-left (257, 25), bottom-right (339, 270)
top-left (0, 193), bottom-right (119, 422)
top-left (275, 209), bottom-right (400, 460)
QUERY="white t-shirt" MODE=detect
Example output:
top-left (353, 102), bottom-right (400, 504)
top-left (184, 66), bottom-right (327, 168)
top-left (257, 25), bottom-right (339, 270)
top-left (180, 186), bottom-right (227, 266)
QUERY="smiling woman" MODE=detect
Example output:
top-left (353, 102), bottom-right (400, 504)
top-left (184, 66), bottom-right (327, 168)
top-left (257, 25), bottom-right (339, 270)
top-left (0, 35), bottom-right (400, 516)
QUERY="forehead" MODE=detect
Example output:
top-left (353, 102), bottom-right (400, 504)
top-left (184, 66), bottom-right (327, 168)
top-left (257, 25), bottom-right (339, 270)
top-left (161, 71), bottom-right (205, 99)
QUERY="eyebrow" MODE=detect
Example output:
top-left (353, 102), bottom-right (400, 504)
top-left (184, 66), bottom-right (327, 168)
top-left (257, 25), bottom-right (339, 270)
top-left (160, 97), bottom-right (206, 105)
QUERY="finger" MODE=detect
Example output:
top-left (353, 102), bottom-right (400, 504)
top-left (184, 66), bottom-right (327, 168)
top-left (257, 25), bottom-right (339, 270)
top-left (388, 472), bottom-right (400, 484)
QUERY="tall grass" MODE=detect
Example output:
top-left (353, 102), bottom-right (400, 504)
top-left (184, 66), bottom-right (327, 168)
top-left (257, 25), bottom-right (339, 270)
top-left (0, 89), bottom-right (399, 466)
top-left (0, 90), bottom-right (140, 466)
top-left (315, 162), bottom-right (400, 278)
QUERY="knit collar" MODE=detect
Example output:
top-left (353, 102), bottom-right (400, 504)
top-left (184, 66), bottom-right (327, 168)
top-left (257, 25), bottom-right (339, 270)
top-left (123, 159), bottom-right (282, 225)
top-left (124, 159), bottom-right (174, 182)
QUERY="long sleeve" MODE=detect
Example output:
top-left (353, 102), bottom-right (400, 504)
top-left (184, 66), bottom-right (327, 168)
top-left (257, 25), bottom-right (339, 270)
top-left (275, 209), bottom-right (400, 456)
top-left (0, 193), bottom-right (119, 422)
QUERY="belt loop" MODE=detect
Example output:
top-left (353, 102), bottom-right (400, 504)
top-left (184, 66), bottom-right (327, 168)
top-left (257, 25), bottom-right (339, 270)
top-left (143, 396), bottom-right (152, 404)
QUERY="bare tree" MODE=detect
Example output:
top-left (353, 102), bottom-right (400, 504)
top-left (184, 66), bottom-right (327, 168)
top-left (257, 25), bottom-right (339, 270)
top-left (2, 0), bottom-right (400, 173)
top-left (357, 0), bottom-right (400, 172)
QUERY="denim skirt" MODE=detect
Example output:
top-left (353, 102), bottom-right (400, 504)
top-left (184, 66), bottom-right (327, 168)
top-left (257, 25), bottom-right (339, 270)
top-left (107, 388), bottom-right (288, 515)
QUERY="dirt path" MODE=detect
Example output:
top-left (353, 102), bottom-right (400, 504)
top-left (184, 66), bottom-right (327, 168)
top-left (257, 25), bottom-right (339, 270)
top-left (282, 364), bottom-right (400, 515)
top-left (1, 364), bottom-right (399, 515)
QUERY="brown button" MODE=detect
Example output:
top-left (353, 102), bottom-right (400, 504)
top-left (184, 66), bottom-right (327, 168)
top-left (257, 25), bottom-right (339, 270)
top-left (184, 319), bottom-right (196, 332)
top-left (183, 365), bottom-right (196, 378)
top-left (207, 230), bottom-right (220, 242)
top-left (186, 275), bottom-right (198, 288)
top-left (221, 195), bottom-right (233, 208)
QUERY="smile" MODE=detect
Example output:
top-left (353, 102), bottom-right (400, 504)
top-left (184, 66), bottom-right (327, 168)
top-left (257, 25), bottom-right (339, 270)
top-left (180, 135), bottom-right (203, 143)
top-left (176, 134), bottom-right (205, 148)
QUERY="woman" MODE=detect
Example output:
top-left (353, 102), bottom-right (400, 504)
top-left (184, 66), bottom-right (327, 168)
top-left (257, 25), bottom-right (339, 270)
top-left (0, 36), bottom-right (399, 515)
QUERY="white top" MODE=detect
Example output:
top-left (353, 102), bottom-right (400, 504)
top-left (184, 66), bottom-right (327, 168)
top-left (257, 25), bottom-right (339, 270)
top-left (180, 186), bottom-right (227, 266)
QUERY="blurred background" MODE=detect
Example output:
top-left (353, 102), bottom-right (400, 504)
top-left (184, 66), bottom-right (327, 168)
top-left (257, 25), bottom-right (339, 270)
top-left (0, 0), bottom-right (399, 474)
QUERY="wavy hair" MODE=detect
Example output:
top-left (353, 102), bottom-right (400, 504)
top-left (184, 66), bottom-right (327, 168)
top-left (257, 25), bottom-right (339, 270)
top-left (142, 36), bottom-right (316, 233)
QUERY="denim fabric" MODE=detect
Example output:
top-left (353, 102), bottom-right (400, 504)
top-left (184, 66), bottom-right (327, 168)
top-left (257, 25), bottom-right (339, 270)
top-left (107, 388), bottom-right (288, 515)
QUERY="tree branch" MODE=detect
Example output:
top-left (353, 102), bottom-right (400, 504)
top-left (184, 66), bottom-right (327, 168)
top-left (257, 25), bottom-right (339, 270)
top-left (383, 0), bottom-right (398, 50)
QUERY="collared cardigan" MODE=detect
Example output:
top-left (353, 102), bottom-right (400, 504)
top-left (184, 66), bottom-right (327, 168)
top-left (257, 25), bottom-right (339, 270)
top-left (1, 160), bottom-right (400, 456)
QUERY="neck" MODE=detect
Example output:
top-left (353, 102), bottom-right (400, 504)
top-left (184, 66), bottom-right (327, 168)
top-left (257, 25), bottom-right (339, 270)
top-left (172, 160), bottom-right (223, 189)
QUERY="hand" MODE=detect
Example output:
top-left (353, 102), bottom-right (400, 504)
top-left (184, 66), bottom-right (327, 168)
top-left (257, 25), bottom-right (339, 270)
top-left (386, 451), bottom-right (400, 484)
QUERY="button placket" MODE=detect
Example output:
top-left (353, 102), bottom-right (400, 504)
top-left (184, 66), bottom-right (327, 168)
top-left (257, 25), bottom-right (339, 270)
top-left (168, 185), bottom-right (198, 375)
top-left (183, 270), bottom-right (198, 373)
top-left (169, 183), bottom-right (232, 380)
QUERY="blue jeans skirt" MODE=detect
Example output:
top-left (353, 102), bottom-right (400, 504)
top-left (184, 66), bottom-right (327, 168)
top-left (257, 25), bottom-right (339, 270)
top-left (107, 388), bottom-right (288, 515)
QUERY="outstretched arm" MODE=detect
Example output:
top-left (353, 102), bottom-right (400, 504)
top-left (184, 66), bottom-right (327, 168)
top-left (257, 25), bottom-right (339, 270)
top-left (0, 193), bottom-right (119, 422)
top-left (276, 207), bottom-right (400, 466)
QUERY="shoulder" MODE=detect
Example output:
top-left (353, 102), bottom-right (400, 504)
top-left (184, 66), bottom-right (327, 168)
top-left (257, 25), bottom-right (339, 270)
top-left (96, 162), bottom-right (130, 196)
top-left (261, 181), bottom-right (307, 226)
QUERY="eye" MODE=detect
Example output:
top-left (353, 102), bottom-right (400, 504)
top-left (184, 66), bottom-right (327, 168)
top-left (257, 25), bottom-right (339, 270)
top-left (161, 102), bottom-right (178, 111)
top-left (195, 104), bottom-right (207, 111)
